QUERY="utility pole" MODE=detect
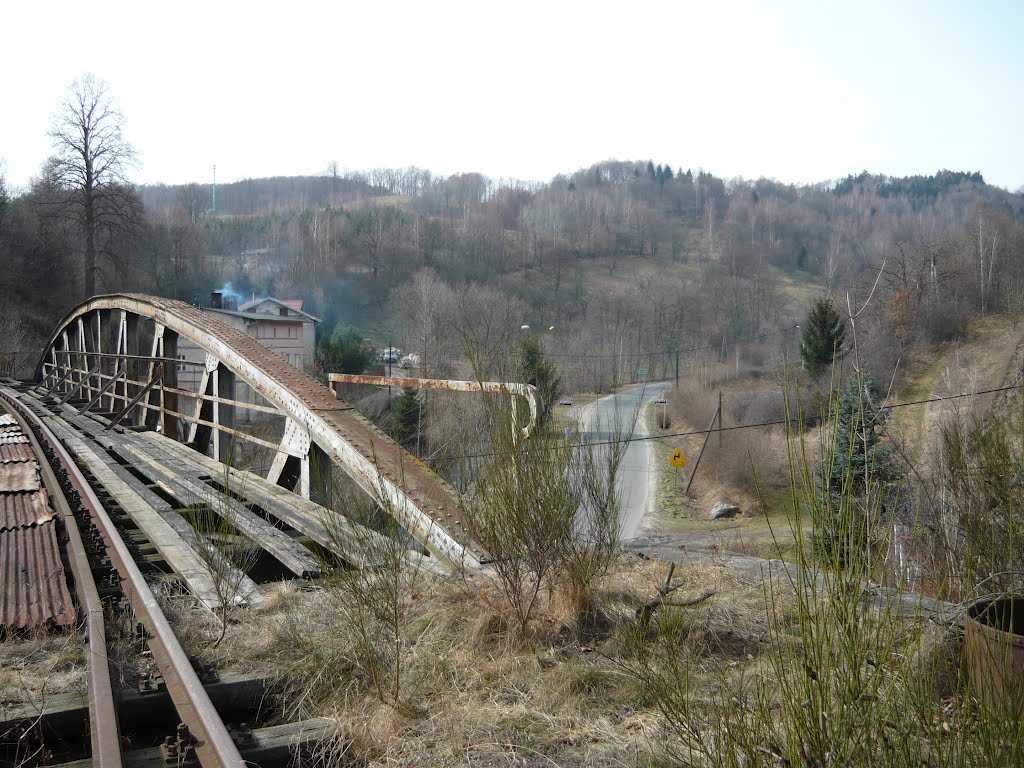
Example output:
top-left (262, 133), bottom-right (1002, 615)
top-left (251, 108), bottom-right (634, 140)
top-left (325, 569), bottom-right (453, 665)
top-left (212, 165), bottom-right (217, 213)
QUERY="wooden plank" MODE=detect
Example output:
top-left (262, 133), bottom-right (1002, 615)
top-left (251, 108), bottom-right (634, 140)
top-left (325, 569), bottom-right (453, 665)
top-left (114, 443), bottom-right (320, 579)
top-left (135, 430), bottom-right (396, 568)
top-left (39, 415), bottom-right (261, 610)
top-left (55, 407), bottom-right (320, 579)
top-left (24, 397), bottom-right (262, 597)
top-left (144, 436), bottom-right (450, 577)
top-left (0, 672), bottom-right (267, 738)
top-left (35, 392), bottom-right (440, 574)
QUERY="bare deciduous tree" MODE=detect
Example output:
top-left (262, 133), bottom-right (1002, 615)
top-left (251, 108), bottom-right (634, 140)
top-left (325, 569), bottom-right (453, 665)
top-left (48, 73), bottom-right (140, 296)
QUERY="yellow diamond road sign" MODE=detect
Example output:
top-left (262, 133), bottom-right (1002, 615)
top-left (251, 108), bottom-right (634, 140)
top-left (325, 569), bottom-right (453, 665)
top-left (670, 448), bottom-right (686, 468)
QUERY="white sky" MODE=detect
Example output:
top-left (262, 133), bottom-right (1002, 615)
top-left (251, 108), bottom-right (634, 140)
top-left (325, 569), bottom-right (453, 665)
top-left (3, 0), bottom-right (1022, 192)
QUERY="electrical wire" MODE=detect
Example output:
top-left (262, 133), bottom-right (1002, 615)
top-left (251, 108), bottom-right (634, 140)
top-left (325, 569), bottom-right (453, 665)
top-left (444, 381), bottom-right (1024, 461)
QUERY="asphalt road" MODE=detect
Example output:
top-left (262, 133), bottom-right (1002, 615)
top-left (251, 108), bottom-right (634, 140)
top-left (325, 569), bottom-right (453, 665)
top-left (580, 381), bottom-right (673, 540)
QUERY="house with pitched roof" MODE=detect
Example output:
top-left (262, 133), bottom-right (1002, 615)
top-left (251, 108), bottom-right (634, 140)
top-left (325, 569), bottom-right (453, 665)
top-left (175, 294), bottom-right (320, 421)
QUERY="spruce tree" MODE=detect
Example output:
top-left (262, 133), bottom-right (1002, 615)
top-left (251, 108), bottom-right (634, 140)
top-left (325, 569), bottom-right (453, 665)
top-left (519, 331), bottom-right (560, 424)
top-left (814, 375), bottom-right (898, 567)
top-left (800, 298), bottom-right (846, 377)
top-left (391, 389), bottom-right (423, 451)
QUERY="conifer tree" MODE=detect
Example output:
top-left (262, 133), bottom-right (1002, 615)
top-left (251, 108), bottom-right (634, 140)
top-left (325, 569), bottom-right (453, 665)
top-left (814, 375), bottom-right (898, 567)
top-left (800, 298), bottom-right (846, 377)
top-left (391, 389), bottom-right (423, 451)
top-left (519, 331), bottom-right (560, 424)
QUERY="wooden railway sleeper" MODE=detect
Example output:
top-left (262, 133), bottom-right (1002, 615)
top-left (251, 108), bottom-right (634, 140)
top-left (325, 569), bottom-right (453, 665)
top-left (227, 723), bottom-right (256, 748)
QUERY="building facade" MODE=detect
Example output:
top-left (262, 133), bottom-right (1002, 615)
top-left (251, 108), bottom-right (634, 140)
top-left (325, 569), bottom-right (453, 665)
top-left (176, 295), bottom-right (319, 419)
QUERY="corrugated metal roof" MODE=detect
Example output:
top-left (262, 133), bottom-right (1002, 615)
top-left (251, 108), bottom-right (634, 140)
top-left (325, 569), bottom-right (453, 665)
top-left (0, 408), bottom-right (75, 632)
top-left (0, 522), bottom-right (76, 629)
top-left (0, 491), bottom-right (53, 531)
top-left (0, 444), bottom-right (33, 463)
top-left (0, 464), bottom-right (41, 493)
top-left (0, 414), bottom-right (15, 426)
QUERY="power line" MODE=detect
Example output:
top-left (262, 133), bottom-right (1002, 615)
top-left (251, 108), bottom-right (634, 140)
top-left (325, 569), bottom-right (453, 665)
top-left (446, 381), bottom-right (1024, 461)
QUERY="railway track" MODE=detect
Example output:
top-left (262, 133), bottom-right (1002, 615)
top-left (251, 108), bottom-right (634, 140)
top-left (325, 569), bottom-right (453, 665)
top-left (0, 388), bottom-right (331, 767)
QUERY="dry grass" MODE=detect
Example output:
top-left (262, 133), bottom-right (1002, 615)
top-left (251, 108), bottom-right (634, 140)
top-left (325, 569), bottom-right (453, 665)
top-left (156, 555), bottom-right (792, 766)
top-left (149, 533), bottom-right (995, 767)
top-left (0, 629), bottom-right (85, 702)
top-left (663, 379), bottom-right (790, 501)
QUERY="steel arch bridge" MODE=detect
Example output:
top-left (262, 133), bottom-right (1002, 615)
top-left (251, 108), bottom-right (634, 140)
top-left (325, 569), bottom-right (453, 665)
top-left (35, 293), bottom-right (482, 569)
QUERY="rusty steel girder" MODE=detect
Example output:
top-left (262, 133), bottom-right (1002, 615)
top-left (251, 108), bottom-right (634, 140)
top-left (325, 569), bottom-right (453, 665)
top-left (329, 374), bottom-right (538, 438)
top-left (37, 294), bottom-right (481, 570)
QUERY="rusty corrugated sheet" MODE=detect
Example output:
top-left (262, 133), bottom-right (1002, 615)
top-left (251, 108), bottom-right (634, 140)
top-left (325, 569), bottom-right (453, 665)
top-left (0, 444), bottom-right (34, 463)
top-left (0, 522), bottom-right (76, 630)
top-left (0, 491), bottom-right (54, 531)
top-left (0, 406), bottom-right (74, 632)
top-left (0, 464), bottom-right (41, 493)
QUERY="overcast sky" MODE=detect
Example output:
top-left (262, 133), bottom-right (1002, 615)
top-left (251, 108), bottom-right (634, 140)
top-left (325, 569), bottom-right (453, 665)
top-left (3, 0), bottom-right (1022, 193)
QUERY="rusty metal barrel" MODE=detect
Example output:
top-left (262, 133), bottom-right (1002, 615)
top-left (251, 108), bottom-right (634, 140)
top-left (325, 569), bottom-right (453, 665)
top-left (964, 596), bottom-right (1024, 714)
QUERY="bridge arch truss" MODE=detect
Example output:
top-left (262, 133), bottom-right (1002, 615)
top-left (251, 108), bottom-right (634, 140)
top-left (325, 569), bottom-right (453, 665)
top-left (36, 294), bottom-right (480, 569)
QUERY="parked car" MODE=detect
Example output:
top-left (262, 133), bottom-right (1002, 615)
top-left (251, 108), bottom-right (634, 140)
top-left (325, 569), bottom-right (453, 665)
top-left (558, 398), bottom-right (573, 406)
top-left (654, 397), bottom-right (668, 404)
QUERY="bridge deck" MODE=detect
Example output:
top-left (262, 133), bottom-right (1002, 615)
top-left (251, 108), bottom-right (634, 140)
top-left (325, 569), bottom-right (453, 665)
top-left (13, 387), bottom-right (432, 596)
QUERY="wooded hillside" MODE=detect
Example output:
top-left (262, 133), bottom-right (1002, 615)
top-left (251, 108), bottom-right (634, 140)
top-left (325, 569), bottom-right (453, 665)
top-left (3, 160), bottom-right (1023, 391)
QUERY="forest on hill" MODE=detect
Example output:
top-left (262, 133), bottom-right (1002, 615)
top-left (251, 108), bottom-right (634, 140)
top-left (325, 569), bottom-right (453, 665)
top-left (3, 156), bottom-right (1024, 396)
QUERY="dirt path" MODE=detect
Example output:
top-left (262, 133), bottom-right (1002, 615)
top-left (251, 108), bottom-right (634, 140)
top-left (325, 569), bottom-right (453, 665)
top-left (905, 315), bottom-right (1024, 474)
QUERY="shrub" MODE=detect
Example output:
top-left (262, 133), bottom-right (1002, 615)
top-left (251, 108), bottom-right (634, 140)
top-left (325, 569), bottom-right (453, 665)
top-left (939, 398), bottom-right (1024, 597)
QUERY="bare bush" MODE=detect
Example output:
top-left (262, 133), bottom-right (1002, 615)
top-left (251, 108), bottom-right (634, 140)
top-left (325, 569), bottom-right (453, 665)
top-left (460, 395), bottom-right (630, 637)
top-left (0, 303), bottom-right (37, 378)
top-left (671, 381), bottom-right (718, 430)
top-left (670, 381), bottom-right (791, 495)
top-left (313, 460), bottom-right (430, 709)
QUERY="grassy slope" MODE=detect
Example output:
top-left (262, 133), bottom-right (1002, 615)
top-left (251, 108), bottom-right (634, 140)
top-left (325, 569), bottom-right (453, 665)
top-left (639, 313), bottom-right (1024, 564)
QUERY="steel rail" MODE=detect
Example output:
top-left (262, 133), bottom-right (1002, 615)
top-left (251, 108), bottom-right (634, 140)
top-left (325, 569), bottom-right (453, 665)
top-left (0, 391), bottom-right (122, 767)
top-left (1, 389), bottom-right (247, 767)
